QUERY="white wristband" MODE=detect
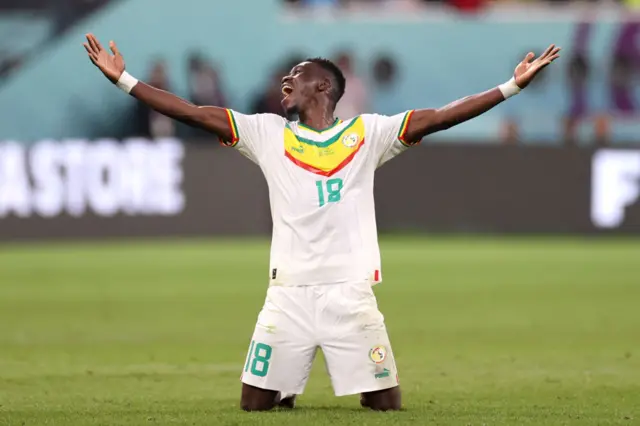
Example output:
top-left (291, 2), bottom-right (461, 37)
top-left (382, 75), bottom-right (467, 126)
top-left (498, 77), bottom-right (521, 99)
top-left (116, 71), bottom-right (138, 94)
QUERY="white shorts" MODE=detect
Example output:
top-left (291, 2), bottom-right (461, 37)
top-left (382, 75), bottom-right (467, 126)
top-left (240, 282), bottom-right (399, 397)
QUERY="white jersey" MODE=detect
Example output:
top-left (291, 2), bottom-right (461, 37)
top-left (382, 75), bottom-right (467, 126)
top-left (222, 109), bottom-right (416, 287)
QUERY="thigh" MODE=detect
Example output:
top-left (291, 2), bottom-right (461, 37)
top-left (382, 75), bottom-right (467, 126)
top-left (319, 283), bottom-right (400, 397)
top-left (241, 286), bottom-right (317, 395)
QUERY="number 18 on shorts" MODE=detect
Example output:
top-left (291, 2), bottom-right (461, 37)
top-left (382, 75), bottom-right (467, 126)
top-left (244, 340), bottom-right (272, 378)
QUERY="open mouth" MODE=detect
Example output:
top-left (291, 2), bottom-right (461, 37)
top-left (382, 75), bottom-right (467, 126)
top-left (281, 85), bottom-right (293, 97)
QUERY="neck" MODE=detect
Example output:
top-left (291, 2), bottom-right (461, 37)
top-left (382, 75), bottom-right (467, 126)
top-left (298, 101), bottom-right (336, 131)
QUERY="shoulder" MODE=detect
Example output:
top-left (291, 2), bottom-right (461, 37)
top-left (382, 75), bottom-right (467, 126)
top-left (254, 112), bottom-right (288, 125)
top-left (359, 111), bottom-right (414, 127)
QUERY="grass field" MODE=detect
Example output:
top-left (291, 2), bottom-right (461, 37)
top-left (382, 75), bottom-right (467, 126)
top-left (0, 236), bottom-right (639, 425)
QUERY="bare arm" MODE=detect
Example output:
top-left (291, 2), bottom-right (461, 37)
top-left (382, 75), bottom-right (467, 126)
top-left (129, 83), bottom-right (231, 139)
top-left (83, 33), bottom-right (231, 141)
top-left (403, 45), bottom-right (561, 144)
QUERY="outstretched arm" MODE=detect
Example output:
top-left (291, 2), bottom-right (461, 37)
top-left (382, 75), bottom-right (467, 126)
top-left (83, 34), bottom-right (232, 141)
top-left (403, 45), bottom-right (561, 144)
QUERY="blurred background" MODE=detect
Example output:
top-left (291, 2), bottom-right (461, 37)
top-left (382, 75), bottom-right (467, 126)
top-left (1, 2), bottom-right (639, 424)
top-left (0, 0), bottom-right (639, 237)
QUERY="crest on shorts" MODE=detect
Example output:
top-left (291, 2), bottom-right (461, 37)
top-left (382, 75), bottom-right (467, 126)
top-left (342, 133), bottom-right (359, 148)
top-left (369, 345), bottom-right (387, 364)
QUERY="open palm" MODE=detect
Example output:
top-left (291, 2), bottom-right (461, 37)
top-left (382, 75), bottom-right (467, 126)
top-left (83, 33), bottom-right (125, 83)
top-left (514, 44), bottom-right (561, 89)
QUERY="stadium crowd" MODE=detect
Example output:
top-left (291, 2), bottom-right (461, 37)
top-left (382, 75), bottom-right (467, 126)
top-left (1, 0), bottom-right (637, 145)
top-left (284, 0), bottom-right (640, 12)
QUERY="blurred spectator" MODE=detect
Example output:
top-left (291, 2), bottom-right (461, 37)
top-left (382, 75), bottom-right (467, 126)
top-left (188, 53), bottom-right (227, 107)
top-left (334, 51), bottom-right (368, 120)
top-left (372, 55), bottom-right (397, 89)
top-left (251, 69), bottom-right (287, 117)
top-left (187, 53), bottom-right (228, 139)
top-left (564, 53), bottom-right (590, 144)
top-left (344, 0), bottom-right (422, 9)
top-left (610, 53), bottom-right (634, 114)
top-left (284, 0), bottom-right (341, 6)
top-left (370, 54), bottom-right (405, 116)
top-left (593, 113), bottom-right (611, 146)
top-left (134, 60), bottom-right (176, 138)
top-left (446, 0), bottom-right (486, 13)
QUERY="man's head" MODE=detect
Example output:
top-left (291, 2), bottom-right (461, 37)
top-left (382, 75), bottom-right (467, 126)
top-left (281, 57), bottom-right (346, 116)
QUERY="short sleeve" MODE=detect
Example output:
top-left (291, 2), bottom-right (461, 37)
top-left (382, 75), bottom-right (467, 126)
top-left (365, 110), bottom-right (418, 168)
top-left (220, 109), bottom-right (283, 165)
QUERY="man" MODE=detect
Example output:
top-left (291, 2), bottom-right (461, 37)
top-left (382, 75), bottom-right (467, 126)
top-left (83, 34), bottom-right (560, 411)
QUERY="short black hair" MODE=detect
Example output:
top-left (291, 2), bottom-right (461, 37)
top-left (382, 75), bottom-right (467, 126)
top-left (306, 57), bottom-right (346, 105)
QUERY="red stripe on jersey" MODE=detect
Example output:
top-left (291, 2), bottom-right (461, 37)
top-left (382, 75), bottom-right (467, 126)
top-left (284, 138), bottom-right (365, 177)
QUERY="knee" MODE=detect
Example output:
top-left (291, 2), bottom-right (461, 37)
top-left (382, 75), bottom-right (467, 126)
top-left (240, 398), bottom-right (275, 412)
top-left (240, 383), bottom-right (278, 412)
top-left (361, 387), bottom-right (402, 411)
top-left (368, 400), bottom-right (402, 411)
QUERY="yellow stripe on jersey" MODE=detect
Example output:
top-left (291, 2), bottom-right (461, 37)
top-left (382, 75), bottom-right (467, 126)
top-left (284, 116), bottom-right (366, 177)
top-left (397, 110), bottom-right (416, 147)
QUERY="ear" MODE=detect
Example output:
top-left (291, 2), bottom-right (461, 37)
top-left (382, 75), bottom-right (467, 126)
top-left (317, 77), bottom-right (331, 93)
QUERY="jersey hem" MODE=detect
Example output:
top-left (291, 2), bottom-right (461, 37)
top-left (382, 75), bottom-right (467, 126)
top-left (268, 267), bottom-right (382, 287)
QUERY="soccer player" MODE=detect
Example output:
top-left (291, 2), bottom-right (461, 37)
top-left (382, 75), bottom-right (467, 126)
top-left (83, 34), bottom-right (560, 412)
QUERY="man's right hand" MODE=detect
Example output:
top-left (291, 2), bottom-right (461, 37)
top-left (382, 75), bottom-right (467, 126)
top-left (83, 33), bottom-right (125, 83)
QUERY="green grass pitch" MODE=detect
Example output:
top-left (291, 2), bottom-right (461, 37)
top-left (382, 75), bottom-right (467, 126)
top-left (1, 236), bottom-right (639, 425)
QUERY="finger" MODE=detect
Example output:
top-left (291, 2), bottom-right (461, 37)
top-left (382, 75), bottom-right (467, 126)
top-left (539, 44), bottom-right (555, 59)
top-left (84, 51), bottom-right (98, 65)
top-left (109, 41), bottom-right (120, 56)
top-left (86, 34), bottom-right (100, 52)
top-left (543, 49), bottom-right (561, 64)
top-left (83, 37), bottom-right (97, 55)
top-left (523, 52), bottom-right (535, 63)
top-left (88, 34), bottom-right (103, 52)
top-left (546, 53), bottom-right (561, 62)
top-left (92, 35), bottom-right (105, 52)
top-left (83, 43), bottom-right (98, 61)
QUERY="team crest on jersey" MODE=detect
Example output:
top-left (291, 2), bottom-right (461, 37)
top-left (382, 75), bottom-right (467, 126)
top-left (369, 345), bottom-right (387, 364)
top-left (284, 117), bottom-right (365, 177)
top-left (342, 133), bottom-right (359, 148)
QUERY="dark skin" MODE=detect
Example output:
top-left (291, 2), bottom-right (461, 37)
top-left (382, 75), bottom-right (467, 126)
top-left (83, 34), bottom-right (560, 412)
